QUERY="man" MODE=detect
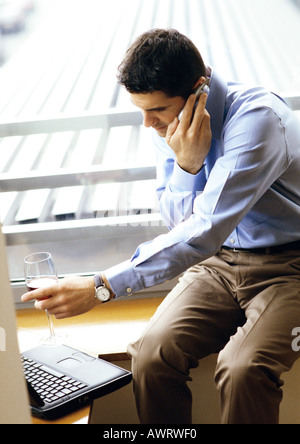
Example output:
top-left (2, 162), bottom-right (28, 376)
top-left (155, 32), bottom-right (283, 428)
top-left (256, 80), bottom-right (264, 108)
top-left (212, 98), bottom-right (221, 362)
top-left (22, 29), bottom-right (300, 424)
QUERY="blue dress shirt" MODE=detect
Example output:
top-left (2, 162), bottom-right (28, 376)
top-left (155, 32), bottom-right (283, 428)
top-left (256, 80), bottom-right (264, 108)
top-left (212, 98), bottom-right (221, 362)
top-left (105, 69), bottom-right (300, 297)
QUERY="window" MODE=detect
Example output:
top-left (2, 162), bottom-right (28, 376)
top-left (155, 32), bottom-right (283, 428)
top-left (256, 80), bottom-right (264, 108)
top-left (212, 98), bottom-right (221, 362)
top-left (0, 0), bottom-right (299, 305)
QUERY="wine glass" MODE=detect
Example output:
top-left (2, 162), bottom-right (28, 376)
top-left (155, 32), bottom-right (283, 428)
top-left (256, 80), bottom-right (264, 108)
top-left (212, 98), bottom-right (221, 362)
top-left (24, 252), bottom-right (58, 346)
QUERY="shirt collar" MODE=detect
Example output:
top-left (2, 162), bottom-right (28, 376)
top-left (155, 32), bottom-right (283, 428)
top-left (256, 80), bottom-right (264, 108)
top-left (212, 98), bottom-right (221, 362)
top-left (205, 67), bottom-right (228, 140)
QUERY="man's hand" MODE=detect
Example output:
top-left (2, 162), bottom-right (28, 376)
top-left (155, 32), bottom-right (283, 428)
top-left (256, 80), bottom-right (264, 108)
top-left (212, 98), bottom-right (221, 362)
top-left (165, 93), bottom-right (211, 175)
top-left (21, 275), bottom-right (107, 319)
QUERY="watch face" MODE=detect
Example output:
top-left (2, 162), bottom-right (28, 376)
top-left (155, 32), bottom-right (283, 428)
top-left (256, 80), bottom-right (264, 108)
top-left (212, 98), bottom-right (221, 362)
top-left (95, 286), bottom-right (110, 302)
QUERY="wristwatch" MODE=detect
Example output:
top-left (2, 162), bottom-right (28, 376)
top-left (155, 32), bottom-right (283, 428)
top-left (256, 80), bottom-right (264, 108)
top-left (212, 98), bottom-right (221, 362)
top-left (94, 274), bottom-right (111, 303)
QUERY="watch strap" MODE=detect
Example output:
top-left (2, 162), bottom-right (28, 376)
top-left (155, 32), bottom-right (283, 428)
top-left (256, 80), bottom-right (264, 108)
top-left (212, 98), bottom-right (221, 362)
top-left (94, 274), bottom-right (103, 289)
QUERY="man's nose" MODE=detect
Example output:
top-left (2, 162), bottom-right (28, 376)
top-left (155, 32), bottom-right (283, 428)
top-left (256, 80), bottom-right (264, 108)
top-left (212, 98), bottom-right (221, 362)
top-left (143, 111), bottom-right (157, 128)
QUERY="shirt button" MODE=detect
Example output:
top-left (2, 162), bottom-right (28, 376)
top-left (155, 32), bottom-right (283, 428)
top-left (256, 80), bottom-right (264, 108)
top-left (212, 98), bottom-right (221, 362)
top-left (230, 238), bottom-right (236, 244)
top-left (126, 287), bottom-right (132, 294)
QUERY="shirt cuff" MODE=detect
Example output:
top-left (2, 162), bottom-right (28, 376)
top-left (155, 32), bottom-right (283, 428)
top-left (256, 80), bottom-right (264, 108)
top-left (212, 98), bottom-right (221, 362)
top-left (104, 260), bottom-right (144, 297)
top-left (170, 162), bottom-right (206, 192)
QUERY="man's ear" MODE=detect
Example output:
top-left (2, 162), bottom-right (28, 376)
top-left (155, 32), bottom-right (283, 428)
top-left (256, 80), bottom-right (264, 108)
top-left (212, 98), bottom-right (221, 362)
top-left (192, 76), bottom-right (206, 92)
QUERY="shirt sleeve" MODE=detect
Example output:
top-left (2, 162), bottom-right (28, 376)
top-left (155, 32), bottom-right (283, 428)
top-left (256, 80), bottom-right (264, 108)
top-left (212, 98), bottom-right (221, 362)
top-left (155, 130), bottom-right (208, 229)
top-left (105, 104), bottom-right (289, 297)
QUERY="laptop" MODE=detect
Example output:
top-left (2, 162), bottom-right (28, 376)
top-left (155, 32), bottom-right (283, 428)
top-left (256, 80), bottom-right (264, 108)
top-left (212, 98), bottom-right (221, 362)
top-left (0, 222), bottom-right (131, 422)
top-left (22, 343), bottom-right (132, 420)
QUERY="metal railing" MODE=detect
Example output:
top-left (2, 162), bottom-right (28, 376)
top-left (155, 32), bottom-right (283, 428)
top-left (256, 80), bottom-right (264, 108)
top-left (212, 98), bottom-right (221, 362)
top-left (0, 0), bottom-right (299, 305)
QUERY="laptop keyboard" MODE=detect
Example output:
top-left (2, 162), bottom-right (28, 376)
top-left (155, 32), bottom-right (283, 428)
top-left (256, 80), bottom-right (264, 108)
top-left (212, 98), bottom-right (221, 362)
top-left (22, 355), bottom-right (88, 404)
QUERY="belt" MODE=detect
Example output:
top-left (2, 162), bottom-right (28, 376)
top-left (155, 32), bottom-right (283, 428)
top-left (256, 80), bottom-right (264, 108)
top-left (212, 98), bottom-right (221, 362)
top-left (222, 240), bottom-right (300, 255)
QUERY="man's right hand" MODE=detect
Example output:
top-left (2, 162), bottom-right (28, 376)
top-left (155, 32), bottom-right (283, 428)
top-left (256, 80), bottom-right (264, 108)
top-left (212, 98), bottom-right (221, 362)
top-left (165, 93), bottom-right (212, 175)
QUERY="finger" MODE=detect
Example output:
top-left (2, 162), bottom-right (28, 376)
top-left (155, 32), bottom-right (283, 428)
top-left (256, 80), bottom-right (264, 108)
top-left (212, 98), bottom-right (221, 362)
top-left (21, 289), bottom-right (46, 303)
top-left (199, 109), bottom-right (212, 143)
top-left (34, 298), bottom-right (46, 311)
top-left (179, 94), bottom-right (197, 130)
top-left (52, 306), bottom-right (74, 319)
top-left (21, 291), bottom-right (37, 302)
top-left (54, 311), bottom-right (69, 320)
top-left (34, 295), bottom-right (56, 311)
top-left (190, 93), bottom-right (208, 130)
top-left (21, 284), bottom-right (58, 303)
top-left (165, 116), bottom-right (179, 145)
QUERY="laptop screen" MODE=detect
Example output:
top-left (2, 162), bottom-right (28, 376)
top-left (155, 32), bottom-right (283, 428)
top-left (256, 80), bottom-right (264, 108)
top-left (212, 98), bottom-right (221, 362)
top-left (0, 224), bottom-right (31, 424)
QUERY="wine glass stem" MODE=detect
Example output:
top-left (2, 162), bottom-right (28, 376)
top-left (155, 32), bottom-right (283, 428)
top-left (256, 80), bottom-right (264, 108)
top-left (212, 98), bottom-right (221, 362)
top-left (46, 309), bottom-right (55, 340)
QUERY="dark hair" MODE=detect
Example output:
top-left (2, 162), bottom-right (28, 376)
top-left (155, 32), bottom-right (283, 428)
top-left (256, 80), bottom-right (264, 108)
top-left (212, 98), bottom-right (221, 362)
top-left (117, 29), bottom-right (206, 99)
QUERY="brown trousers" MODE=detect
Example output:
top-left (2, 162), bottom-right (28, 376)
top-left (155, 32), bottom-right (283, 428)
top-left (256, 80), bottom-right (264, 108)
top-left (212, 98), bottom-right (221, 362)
top-left (128, 248), bottom-right (300, 424)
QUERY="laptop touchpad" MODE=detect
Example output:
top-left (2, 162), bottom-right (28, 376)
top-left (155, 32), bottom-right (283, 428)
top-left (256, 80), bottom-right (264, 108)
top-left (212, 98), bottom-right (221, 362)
top-left (57, 357), bottom-right (82, 369)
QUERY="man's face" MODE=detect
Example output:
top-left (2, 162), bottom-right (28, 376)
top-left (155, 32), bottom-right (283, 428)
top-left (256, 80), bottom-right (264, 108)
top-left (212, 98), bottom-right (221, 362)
top-left (130, 91), bottom-right (185, 137)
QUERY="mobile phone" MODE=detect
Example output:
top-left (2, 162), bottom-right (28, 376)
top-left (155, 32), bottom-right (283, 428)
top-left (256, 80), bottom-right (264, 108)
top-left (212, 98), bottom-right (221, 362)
top-left (178, 77), bottom-right (210, 121)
